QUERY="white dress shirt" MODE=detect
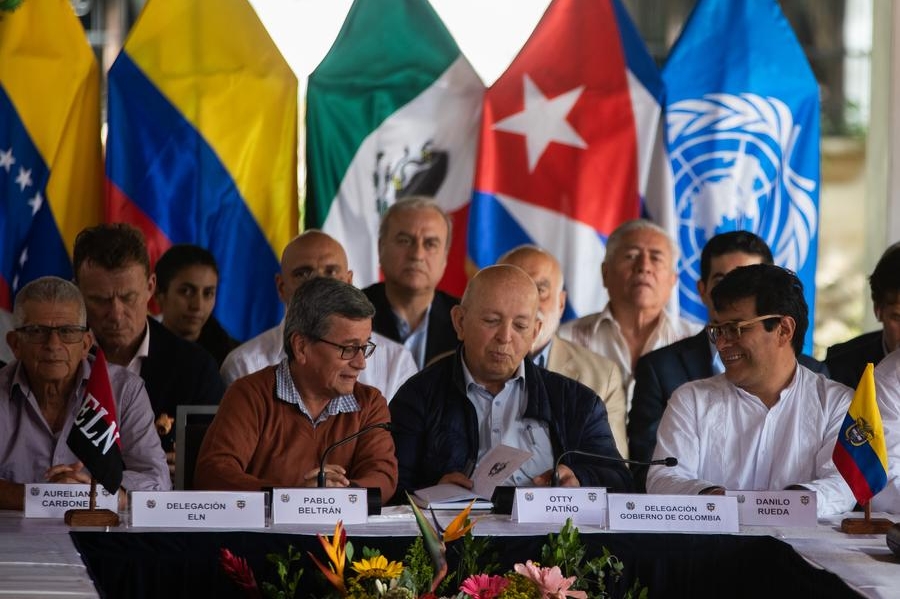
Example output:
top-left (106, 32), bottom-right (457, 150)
top-left (558, 303), bottom-right (701, 410)
top-left (647, 364), bottom-right (856, 517)
top-left (219, 320), bottom-right (417, 401)
top-left (872, 349), bottom-right (900, 513)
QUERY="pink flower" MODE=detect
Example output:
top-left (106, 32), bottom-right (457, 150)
top-left (513, 560), bottom-right (587, 599)
top-left (459, 573), bottom-right (509, 599)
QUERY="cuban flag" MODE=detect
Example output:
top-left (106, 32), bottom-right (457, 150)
top-left (468, 0), bottom-right (668, 319)
top-left (0, 0), bottom-right (103, 364)
top-left (662, 0), bottom-right (820, 352)
top-left (106, 0), bottom-right (298, 341)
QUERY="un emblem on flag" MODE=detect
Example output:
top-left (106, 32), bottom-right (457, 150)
top-left (668, 93), bottom-right (818, 320)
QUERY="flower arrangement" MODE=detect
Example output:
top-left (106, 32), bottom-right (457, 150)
top-left (221, 494), bottom-right (646, 599)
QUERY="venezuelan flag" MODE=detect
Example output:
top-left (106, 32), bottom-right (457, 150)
top-left (833, 363), bottom-right (889, 506)
top-left (0, 0), bottom-right (102, 312)
top-left (106, 0), bottom-right (298, 341)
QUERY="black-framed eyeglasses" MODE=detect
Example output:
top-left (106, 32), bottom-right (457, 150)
top-left (706, 314), bottom-right (783, 344)
top-left (15, 324), bottom-right (89, 344)
top-left (314, 337), bottom-right (376, 360)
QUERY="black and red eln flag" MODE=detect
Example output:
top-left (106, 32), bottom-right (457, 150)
top-left (67, 348), bottom-right (124, 494)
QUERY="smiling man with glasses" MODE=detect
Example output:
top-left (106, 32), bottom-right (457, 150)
top-left (646, 264), bottom-right (856, 517)
top-left (195, 277), bottom-right (397, 503)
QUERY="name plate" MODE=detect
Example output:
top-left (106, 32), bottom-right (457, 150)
top-left (512, 487), bottom-right (607, 526)
top-left (726, 490), bottom-right (817, 527)
top-left (271, 488), bottom-right (367, 525)
top-left (608, 494), bottom-right (739, 532)
top-left (24, 484), bottom-right (118, 518)
top-left (130, 491), bottom-right (266, 528)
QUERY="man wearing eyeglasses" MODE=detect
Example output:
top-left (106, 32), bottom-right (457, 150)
top-left (646, 264), bottom-right (856, 516)
top-left (0, 277), bottom-right (170, 510)
top-left (220, 230), bottom-right (417, 400)
top-left (195, 277), bottom-right (397, 502)
top-left (629, 232), bottom-right (827, 491)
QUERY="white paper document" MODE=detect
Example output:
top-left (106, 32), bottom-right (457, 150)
top-left (412, 444), bottom-right (532, 509)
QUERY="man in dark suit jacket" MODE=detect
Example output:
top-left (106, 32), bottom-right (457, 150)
top-left (363, 196), bottom-right (459, 370)
top-left (825, 242), bottom-right (900, 388)
top-left (73, 224), bottom-right (225, 459)
top-left (629, 231), bottom-right (826, 491)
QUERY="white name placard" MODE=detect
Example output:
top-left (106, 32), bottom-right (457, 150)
top-left (130, 491), bottom-right (266, 528)
top-left (25, 484), bottom-right (118, 518)
top-left (271, 488), bottom-right (368, 525)
top-left (512, 487), bottom-right (607, 526)
top-left (726, 490), bottom-right (817, 527)
top-left (608, 494), bottom-right (739, 532)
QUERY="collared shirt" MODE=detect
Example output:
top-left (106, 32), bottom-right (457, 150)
top-left (872, 350), bottom-right (900, 513)
top-left (219, 320), bottom-right (417, 401)
top-left (461, 358), bottom-right (554, 486)
top-left (395, 306), bottom-right (430, 370)
top-left (646, 364), bottom-right (856, 517)
top-left (125, 321), bottom-right (151, 376)
top-left (532, 341), bottom-right (551, 369)
top-left (0, 358), bottom-right (170, 491)
top-left (274, 358), bottom-right (359, 428)
top-left (558, 303), bottom-right (702, 410)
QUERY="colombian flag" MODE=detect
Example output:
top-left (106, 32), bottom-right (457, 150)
top-left (0, 0), bottom-right (102, 312)
top-left (106, 0), bottom-right (298, 341)
top-left (833, 363), bottom-right (889, 506)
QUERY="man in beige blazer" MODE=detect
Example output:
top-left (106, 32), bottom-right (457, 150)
top-left (499, 246), bottom-right (629, 457)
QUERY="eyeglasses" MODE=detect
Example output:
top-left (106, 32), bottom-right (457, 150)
top-left (314, 337), bottom-right (377, 360)
top-left (706, 314), bottom-right (783, 344)
top-left (15, 324), bottom-right (89, 344)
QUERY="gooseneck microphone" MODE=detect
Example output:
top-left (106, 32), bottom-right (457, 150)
top-left (317, 422), bottom-right (392, 488)
top-left (550, 449), bottom-right (678, 486)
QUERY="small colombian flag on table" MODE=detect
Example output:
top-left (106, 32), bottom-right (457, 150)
top-left (832, 363), bottom-right (888, 506)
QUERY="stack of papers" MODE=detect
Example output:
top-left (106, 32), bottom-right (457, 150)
top-left (410, 444), bottom-right (532, 510)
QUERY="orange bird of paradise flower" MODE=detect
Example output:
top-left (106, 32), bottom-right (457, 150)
top-left (407, 493), bottom-right (479, 593)
top-left (308, 520), bottom-right (348, 596)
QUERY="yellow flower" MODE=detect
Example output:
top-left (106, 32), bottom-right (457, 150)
top-left (351, 554), bottom-right (404, 580)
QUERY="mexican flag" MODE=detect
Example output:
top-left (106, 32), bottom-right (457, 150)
top-left (305, 0), bottom-right (484, 296)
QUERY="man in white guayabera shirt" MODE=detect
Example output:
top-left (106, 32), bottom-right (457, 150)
top-left (647, 264), bottom-right (856, 517)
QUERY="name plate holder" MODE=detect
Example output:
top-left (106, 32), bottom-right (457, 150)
top-left (726, 490), bottom-right (817, 527)
top-left (512, 487), bottom-right (607, 526)
top-left (608, 494), bottom-right (739, 532)
top-left (25, 483), bottom-right (118, 519)
top-left (271, 488), bottom-right (368, 525)
top-left (130, 491), bottom-right (266, 528)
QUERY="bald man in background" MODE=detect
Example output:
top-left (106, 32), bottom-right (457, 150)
top-left (390, 264), bottom-right (632, 497)
top-left (498, 245), bottom-right (628, 458)
top-left (221, 231), bottom-right (417, 400)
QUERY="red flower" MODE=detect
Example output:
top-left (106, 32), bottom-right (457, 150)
top-left (219, 547), bottom-right (262, 599)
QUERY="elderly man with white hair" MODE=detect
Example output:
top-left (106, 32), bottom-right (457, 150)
top-left (559, 219), bottom-right (701, 410)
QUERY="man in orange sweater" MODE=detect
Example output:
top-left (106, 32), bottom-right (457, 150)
top-left (194, 277), bottom-right (397, 503)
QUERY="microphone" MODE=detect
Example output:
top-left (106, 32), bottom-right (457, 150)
top-left (550, 449), bottom-right (677, 487)
top-left (317, 422), bottom-right (392, 487)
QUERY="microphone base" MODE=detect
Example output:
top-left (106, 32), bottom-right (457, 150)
top-left (490, 486), bottom-right (516, 515)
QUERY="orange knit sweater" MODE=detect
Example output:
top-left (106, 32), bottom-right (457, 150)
top-left (194, 366), bottom-right (397, 503)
